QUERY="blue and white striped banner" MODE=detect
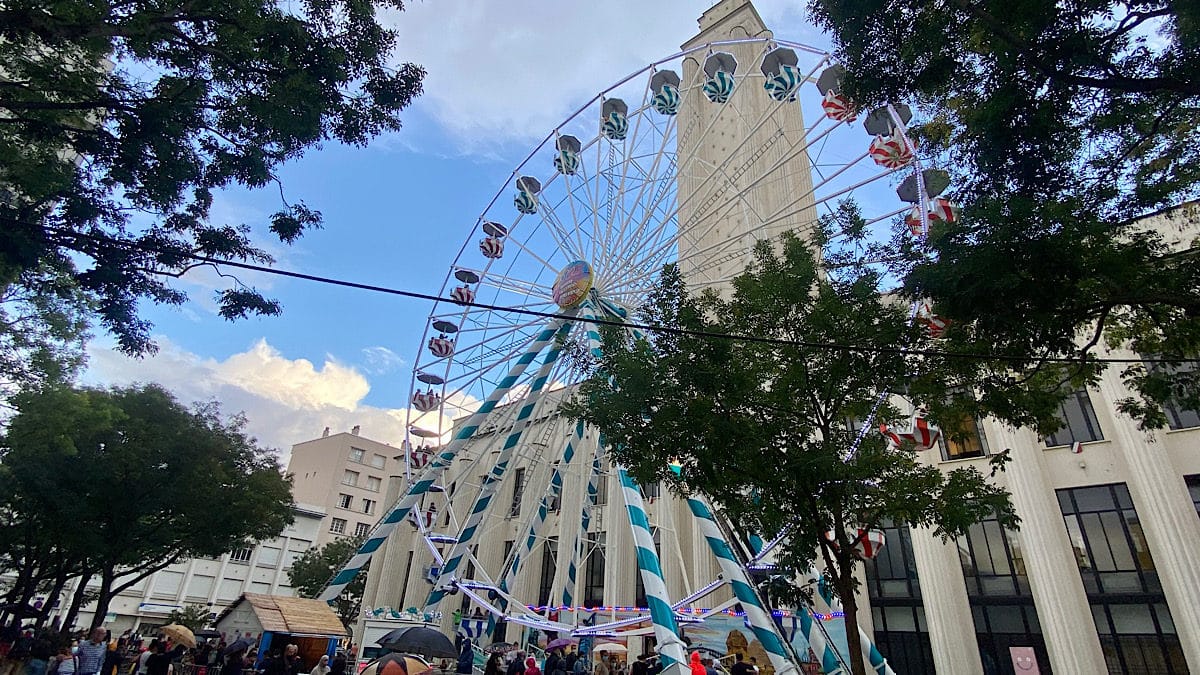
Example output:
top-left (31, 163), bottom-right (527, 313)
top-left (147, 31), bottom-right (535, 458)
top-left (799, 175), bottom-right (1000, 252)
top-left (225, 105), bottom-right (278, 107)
top-left (318, 319), bottom-right (568, 602)
top-left (425, 321), bottom-right (575, 611)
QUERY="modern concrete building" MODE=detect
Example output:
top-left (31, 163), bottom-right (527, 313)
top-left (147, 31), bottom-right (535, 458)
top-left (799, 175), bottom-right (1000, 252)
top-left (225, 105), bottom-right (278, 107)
top-left (287, 427), bottom-right (405, 547)
top-left (57, 503), bottom-right (326, 632)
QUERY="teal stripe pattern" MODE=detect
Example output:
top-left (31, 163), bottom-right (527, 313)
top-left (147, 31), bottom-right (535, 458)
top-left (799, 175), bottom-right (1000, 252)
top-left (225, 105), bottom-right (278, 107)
top-left (493, 419), bottom-right (586, 625)
top-left (424, 321), bottom-right (575, 612)
top-left (602, 112), bottom-right (628, 141)
top-left (562, 442), bottom-right (602, 608)
top-left (702, 70), bottom-right (735, 103)
top-left (617, 468), bottom-right (688, 667)
top-left (812, 569), bottom-right (895, 675)
top-left (763, 65), bottom-right (802, 102)
top-left (319, 320), bottom-right (568, 602)
top-left (651, 84), bottom-right (680, 115)
top-left (683, 495), bottom-right (801, 675)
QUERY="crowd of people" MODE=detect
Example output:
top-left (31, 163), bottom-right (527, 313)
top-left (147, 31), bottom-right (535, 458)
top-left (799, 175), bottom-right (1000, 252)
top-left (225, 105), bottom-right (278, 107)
top-left (0, 628), bottom-right (350, 675)
top-left (479, 644), bottom-right (754, 675)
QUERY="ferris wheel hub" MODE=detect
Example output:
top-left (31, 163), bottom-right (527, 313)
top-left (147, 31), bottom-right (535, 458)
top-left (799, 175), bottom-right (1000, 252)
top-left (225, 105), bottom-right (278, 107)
top-left (552, 260), bottom-right (594, 309)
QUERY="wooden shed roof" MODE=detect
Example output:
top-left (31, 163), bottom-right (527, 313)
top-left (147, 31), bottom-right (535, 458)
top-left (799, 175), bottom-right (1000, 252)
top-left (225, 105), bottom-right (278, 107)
top-left (216, 593), bottom-right (348, 637)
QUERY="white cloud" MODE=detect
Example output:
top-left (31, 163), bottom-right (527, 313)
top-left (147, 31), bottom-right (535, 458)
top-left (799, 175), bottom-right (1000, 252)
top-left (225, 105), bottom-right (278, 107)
top-left (384, 1), bottom-right (828, 151)
top-left (361, 346), bottom-right (407, 375)
top-left (83, 338), bottom-right (464, 462)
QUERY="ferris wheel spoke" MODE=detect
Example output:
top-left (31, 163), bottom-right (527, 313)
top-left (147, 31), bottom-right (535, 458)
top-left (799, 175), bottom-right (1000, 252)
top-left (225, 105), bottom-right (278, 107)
top-left (537, 192), bottom-right (586, 261)
top-left (602, 148), bottom-right (679, 275)
top-left (425, 320), bottom-right (575, 611)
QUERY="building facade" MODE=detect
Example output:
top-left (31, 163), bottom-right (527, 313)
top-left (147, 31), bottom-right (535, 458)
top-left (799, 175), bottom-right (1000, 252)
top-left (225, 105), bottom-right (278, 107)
top-left (288, 428), bottom-right (405, 547)
top-left (57, 503), bottom-right (326, 632)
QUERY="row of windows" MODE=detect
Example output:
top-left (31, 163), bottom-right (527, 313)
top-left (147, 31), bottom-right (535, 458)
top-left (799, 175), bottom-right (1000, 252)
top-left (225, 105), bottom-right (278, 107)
top-left (329, 518), bottom-right (371, 538)
top-left (937, 384), bottom-right (1197, 464)
top-left (342, 469), bottom-right (382, 491)
top-left (867, 480), bottom-right (1195, 673)
top-left (349, 446), bottom-right (388, 469)
top-left (337, 493), bottom-right (376, 514)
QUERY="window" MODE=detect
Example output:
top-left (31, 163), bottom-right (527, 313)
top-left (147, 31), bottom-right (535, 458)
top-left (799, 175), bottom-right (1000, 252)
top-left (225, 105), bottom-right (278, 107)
top-left (641, 481), bottom-right (660, 500)
top-left (863, 520), bottom-right (934, 674)
top-left (509, 468), bottom-right (526, 517)
top-left (366, 476), bottom-right (382, 492)
top-left (371, 454), bottom-right (386, 469)
top-left (593, 471), bottom-right (608, 506)
top-left (362, 499), bottom-right (376, 515)
top-left (957, 517), bottom-right (1051, 669)
top-left (537, 538), bottom-right (558, 606)
top-left (354, 522), bottom-right (370, 538)
top-left (342, 470), bottom-right (359, 487)
top-left (229, 547), bottom-right (253, 564)
top-left (1187, 475), bottom-right (1200, 514)
top-left (257, 547), bottom-right (281, 567)
top-left (1058, 483), bottom-right (1187, 672)
top-left (1045, 388), bottom-right (1104, 447)
top-left (338, 493), bottom-right (353, 509)
top-left (939, 410), bottom-right (989, 461)
top-left (1147, 359), bottom-right (1200, 429)
top-left (583, 532), bottom-right (606, 608)
top-left (330, 518), bottom-right (347, 534)
top-left (350, 447), bottom-right (365, 463)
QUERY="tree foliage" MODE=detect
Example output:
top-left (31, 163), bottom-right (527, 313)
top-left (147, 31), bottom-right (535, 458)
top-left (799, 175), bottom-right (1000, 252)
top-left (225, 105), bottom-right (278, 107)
top-left (807, 0), bottom-right (1200, 429)
top-left (0, 384), bottom-right (294, 630)
top-left (0, 0), bottom-right (424, 355)
top-left (567, 234), bottom-right (1016, 675)
top-left (166, 604), bottom-right (214, 632)
top-left (288, 535), bottom-right (367, 628)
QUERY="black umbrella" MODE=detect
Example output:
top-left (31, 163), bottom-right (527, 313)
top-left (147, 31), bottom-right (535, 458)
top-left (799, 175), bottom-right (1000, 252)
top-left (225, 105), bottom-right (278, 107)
top-left (377, 627), bottom-right (457, 659)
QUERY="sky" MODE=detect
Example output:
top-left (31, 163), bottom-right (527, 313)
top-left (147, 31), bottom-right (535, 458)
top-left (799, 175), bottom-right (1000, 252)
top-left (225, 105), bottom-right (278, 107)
top-left (82, 1), bottom-right (834, 464)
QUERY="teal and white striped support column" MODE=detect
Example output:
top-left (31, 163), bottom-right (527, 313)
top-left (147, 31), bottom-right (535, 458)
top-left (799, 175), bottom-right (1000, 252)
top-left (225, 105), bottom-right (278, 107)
top-left (490, 419), bottom-right (587, 629)
top-left (814, 570), bottom-right (894, 675)
top-left (424, 320), bottom-right (575, 611)
top-left (319, 319), bottom-right (569, 602)
top-left (683, 494), bottom-right (801, 675)
top-left (561, 442), bottom-right (602, 608)
top-left (617, 467), bottom-right (688, 669)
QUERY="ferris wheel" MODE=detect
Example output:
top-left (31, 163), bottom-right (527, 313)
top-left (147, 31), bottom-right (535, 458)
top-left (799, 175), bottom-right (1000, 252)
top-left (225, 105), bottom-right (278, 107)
top-left (325, 36), bottom-right (953, 675)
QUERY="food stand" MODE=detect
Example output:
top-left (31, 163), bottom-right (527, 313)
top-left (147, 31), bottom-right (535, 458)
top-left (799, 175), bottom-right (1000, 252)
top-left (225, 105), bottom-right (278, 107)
top-left (215, 593), bottom-right (348, 670)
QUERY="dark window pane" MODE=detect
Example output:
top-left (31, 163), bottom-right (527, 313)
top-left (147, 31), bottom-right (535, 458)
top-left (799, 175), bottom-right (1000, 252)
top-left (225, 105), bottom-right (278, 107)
top-left (1046, 389), bottom-right (1104, 446)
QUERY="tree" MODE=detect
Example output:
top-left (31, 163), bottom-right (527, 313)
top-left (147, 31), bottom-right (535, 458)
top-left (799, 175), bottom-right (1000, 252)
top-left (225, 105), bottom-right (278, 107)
top-left (568, 234), bottom-right (1016, 675)
top-left (0, 0), bottom-right (424, 355)
top-left (0, 384), bottom-right (294, 630)
top-left (288, 536), bottom-right (367, 628)
top-left (167, 604), bottom-right (214, 632)
top-left (807, 0), bottom-right (1200, 429)
top-left (0, 259), bottom-right (91, 407)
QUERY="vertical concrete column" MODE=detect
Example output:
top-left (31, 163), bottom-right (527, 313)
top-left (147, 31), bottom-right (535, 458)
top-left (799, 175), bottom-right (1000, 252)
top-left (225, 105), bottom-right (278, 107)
top-left (1095, 366), bottom-right (1200, 672)
top-left (985, 422), bottom-right (1107, 673)
top-left (906, 525), bottom-right (983, 673)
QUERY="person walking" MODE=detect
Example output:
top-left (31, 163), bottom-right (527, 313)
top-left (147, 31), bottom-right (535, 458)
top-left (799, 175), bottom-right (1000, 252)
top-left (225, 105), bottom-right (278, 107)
top-left (483, 653), bottom-right (502, 675)
top-left (145, 644), bottom-right (171, 675)
top-left (522, 659), bottom-right (539, 675)
top-left (505, 652), bottom-right (525, 675)
top-left (76, 630), bottom-right (109, 675)
top-left (328, 653), bottom-right (346, 675)
top-left (309, 656), bottom-right (330, 675)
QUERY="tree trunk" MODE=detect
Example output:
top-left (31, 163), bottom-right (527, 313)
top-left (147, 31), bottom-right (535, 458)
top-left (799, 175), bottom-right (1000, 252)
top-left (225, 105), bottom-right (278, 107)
top-left (835, 572), bottom-right (867, 675)
top-left (89, 568), bottom-right (116, 630)
top-left (35, 571), bottom-right (71, 628)
top-left (61, 569), bottom-right (94, 632)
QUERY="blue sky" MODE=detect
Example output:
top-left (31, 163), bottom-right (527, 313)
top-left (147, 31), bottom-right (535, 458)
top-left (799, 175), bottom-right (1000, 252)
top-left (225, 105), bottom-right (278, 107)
top-left (84, 1), bottom-right (835, 459)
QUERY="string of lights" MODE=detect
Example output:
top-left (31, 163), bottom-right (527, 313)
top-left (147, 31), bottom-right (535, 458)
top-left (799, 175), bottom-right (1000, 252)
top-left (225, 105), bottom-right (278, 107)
top-left (25, 221), bottom-right (1198, 365)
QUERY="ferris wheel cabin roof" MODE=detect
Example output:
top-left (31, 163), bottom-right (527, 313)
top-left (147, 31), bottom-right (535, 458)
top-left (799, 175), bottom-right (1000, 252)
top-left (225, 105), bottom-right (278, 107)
top-left (703, 51), bottom-right (738, 78)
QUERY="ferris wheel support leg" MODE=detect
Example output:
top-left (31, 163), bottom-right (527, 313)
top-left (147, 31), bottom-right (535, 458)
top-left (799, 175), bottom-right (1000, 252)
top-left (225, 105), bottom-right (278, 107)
top-left (616, 467), bottom-right (689, 668)
top-left (682, 493), bottom-right (805, 675)
top-left (488, 419), bottom-right (588, 635)
top-left (425, 320), bottom-right (577, 612)
top-left (318, 318), bottom-right (571, 603)
top-left (812, 570), bottom-right (895, 675)
top-left (561, 441), bottom-right (603, 610)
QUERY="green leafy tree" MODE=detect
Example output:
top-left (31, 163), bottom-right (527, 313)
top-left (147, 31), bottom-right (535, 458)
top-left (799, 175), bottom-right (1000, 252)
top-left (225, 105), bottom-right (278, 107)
top-left (167, 604), bottom-right (213, 632)
top-left (0, 384), bottom-right (294, 630)
top-left (0, 0), bottom-right (424, 355)
top-left (568, 234), bottom-right (1016, 675)
top-left (0, 260), bottom-right (91, 407)
top-left (288, 536), bottom-right (367, 628)
top-left (805, 0), bottom-right (1200, 430)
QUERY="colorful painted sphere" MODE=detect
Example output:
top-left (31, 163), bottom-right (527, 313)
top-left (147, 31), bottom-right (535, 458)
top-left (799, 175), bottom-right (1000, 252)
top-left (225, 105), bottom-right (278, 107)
top-left (552, 260), bottom-right (594, 309)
